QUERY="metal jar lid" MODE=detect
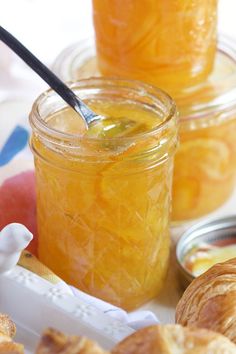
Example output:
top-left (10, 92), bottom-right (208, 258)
top-left (176, 215), bottom-right (236, 288)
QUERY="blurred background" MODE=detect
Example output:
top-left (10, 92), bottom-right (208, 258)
top-left (0, 0), bottom-right (235, 100)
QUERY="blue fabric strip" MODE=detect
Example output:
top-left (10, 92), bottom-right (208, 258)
top-left (0, 125), bottom-right (29, 167)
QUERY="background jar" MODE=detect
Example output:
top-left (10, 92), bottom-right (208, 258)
top-left (172, 36), bottom-right (236, 222)
top-left (53, 35), bottom-right (236, 223)
top-left (29, 78), bottom-right (178, 310)
top-left (92, 0), bottom-right (218, 95)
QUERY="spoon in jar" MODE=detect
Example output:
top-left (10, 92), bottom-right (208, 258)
top-left (0, 26), bottom-right (101, 129)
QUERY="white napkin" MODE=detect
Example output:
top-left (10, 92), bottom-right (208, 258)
top-left (52, 279), bottom-right (159, 330)
top-left (0, 223), bottom-right (159, 329)
top-left (70, 286), bottom-right (159, 329)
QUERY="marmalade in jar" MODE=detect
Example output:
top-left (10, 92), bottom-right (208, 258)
top-left (52, 35), bottom-right (236, 223)
top-left (172, 38), bottom-right (236, 222)
top-left (172, 118), bottom-right (236, 221)
top-left (93, 0), bottom-right (217, 95)
top-left (30, 79), bottom-right (178, 310)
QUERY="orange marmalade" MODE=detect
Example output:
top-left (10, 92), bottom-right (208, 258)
top-left (172, 118), bottom-right (236, 221)
top-left (29, 79), bottom-right (178, 310)
top-left (92, 0), bottom-right (217, 95)
top-left (172, 38), bottom-right (236, 222)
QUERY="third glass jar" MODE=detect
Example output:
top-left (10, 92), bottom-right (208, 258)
top-left (92, 0), bottom-right (218, 95)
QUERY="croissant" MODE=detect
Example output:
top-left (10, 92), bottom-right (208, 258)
top-left (0, 313), bottom-right (24, 353)
top-left (112, 324), bottom-right (236, 354)
top-left (0, 313), bottom-right (16, 338)
top-left (176, 258), bottom-right (236, 344)
top-left (36, 328), bottom-right (108, 354)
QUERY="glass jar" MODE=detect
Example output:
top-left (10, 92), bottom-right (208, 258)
top-left (172, 36), bottom-right (236, 222)
top-left (52, 35), bottom-right (236, 223)
top-left (92, 0), bottom-right (218, 95)
top-left (29, 78), bottom-right (178, 310)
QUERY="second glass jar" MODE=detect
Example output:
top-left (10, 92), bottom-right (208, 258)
top-left (52, 35), bottom-right (236, 223)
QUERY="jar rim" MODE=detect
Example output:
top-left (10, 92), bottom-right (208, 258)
top-left (52, 35), bottom-right (236, 122)
top-left (29, 77), bottom-right (177, 144)
top-left (177, 35), bottom-right (236, 120)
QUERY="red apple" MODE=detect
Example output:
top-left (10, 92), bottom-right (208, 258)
top-left (0, 170), bottom-right (38, 255)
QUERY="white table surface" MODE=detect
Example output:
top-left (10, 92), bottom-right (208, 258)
top-left (0, 0), bottom-right (236, 325)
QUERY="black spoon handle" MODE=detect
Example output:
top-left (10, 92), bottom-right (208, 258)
top-left (0, 26), bottom-right (96, 124)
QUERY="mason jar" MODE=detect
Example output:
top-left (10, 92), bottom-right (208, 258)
top-left (29, 78), bottom-right (178, 310)
top-left (52, 35), bottom-right (236, 223)
top-left (172, 36), bottom-right (236, 222)
top-left (92, 0), bottom-right (218, 95)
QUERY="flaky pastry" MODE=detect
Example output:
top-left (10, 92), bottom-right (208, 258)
top-left (176, 258), bottom-right (236, 344)
top-left (0, 313), bottom-right (24, 353)
top-left (0, 314), bottom-right (16, 338)
top-left (112, 324), bottom-right (236, 354)
top-left (36, 328), bottom-right (108, 354)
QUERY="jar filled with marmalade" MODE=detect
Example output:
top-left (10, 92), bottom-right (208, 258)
top-left (53, 35), bottom-right (236, 223)
top-left (92, 0), bottom-right (218, 95)
top-left (30, 78), bottom-right (178, 310)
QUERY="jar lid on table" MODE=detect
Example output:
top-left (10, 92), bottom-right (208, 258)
top-left (53, 35), bottom-right (236, 121)
top-left (176, 215), bottom-right (236, 288)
